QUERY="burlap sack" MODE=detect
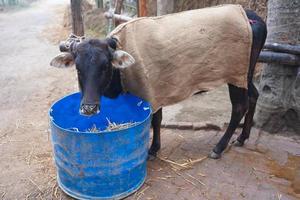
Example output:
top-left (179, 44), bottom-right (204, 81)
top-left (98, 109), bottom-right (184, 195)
top-left (108, 4), bottom-right (253, 112)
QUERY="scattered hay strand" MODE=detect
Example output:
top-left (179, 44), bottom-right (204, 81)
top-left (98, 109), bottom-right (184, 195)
top-left (1, 192), bottom-right (6, 199)
top-left (87, 124), bottom-right (99, 132)
top-left (277, 193), bottom-right (282, 200)
top-left (38, 193), bottom-right (45, 200)
top-left (157, 156), bottom-right (190, 169)
top-left (157, 177), bottom-right (168, 181)
top-left (182, 156), bottom-right (208, 167)
top-left (26, 145), bottom-right (35, 165)
top-left (158, 156), bottom-right (208, 169)
top-left (69, 127), bottom-right (79, 132)
top-left (198, 172), bottom-right (206, 177)
top-left (51, 181), bottom-right (59, 199)
top-left (170, 168), bottom-right (197, 187)
top-left (25, 193), bottom-right (31, 200)
top-left (105, 118), bottom-right (137, 131)
top-left (185, 173), bottom-right (205, 186)
top-left (85, 118), bottom-right (138, 132)
top-left (135, 185), bottom-right (150, 200)
top-left (28, 178), bottom-right (43, 194)
top-left (252, 167), bottom-right (270, 174)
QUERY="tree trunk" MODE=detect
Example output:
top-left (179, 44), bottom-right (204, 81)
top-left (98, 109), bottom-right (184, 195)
top-left (70, 0), bottom-right (84, 36)
top-left (114, 0), bottom-right (124, 26)
top-left (95, 0), bottom-right (103, 8)
top-left (138, 0), bottom-right (157, 17)
top-left (157, 0), bottom-right (173, 15)
top-left (137, 0), bottom-right (147, 17)
top-left (255, 0), bottom-right (300, 133)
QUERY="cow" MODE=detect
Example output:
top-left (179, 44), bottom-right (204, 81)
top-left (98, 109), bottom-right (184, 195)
top-left (50, 7), bottom-right (267, 159)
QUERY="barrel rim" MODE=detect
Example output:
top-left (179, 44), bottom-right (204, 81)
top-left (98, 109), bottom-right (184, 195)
top-left (48, 92), bottom-right (152, 134)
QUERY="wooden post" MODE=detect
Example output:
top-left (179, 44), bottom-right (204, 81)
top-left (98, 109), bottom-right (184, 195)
top-left (138, 0), bottom-right (147, 17)
top-left (70, 0), bottom-right (84, 36)
top-left (114, 0), bottom-right (124, 26)
top-left (255, 0), bottom-right (300, 133)
top-left (264, 43), bottom-right (300, 55)
top-left (157, 0), bottom-right (174, 15)
top-left (258, 51), bottom-right (300, 66)
top-left (96, 0), bottom-right (103, 9)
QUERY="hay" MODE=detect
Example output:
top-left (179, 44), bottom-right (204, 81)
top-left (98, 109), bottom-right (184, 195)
top-left (105, 118), bottom-right (137, 131)
top-left (134, 185), bottom-right (150, 200)
top-left (85, 118), bottom-right (138, 132)
top-left (67, 115), bottom-right (138, 133)
top-left (158, 156), bottom-right (208, 169)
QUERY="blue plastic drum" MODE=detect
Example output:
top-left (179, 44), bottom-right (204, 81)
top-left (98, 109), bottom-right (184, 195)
top-left (49, 92), bottom-right (151, 200)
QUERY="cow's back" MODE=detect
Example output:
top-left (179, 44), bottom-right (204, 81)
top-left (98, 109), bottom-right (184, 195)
top-left (109, 4), bottom-right (252, 112)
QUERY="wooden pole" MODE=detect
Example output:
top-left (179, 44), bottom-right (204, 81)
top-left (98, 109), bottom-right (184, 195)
top-left (258, 51), bottom-right (300, 66)
top-left (138, 0), bottom-right (147, 17)
top-left (157, 0), bottom-right (174, 15)
top-left (96, 0), bottom-right (103, 8)
top-left (70, 0), bottom-right (84, 36)
top-left (114, 0), bottom-right (124, 26)
top-left (104, 12), bottom-right (133, 22)
top-left (264, 43), bottom-right (300, 55)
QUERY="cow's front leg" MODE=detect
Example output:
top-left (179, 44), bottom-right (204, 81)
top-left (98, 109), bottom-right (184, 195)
top-left (149, 108), bottom-right (162, 159)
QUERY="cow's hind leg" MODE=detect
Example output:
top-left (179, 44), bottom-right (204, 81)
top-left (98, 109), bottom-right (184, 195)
top-left (235, 83), bottom-right (258, 146)
top-left (210, 84), bottom-right (248, 159)
top-left (149, 108), bottom-right (162, 159)
top-left (235, 13), bottom-right (267, 146)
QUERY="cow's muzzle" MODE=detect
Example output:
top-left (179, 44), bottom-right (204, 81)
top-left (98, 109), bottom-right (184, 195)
top-left (59, 34), bottom-right (85, 52)
top-left (80, 104), bottom-right (100, 116)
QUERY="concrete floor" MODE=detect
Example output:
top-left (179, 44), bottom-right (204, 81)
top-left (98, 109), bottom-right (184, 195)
top-left (128, 127), bottom-right (300, 200)
top-left (125, 89), bottom-right (300, 200)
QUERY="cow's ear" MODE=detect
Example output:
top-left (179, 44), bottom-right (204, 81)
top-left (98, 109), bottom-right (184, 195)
top-left (50, 52), bottom-right (75, 68)
top-left (111, 50), bottom-right (135, 69)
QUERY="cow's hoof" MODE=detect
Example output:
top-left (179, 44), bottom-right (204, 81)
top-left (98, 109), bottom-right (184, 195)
top-left (209, 151), bottom-right (221, 159)
top-left (234, 139), bottom-right (244, 147)
top-left (147, 154), bottom-right (156, 161)
top-left (148, 144), bottom-right (160, 161)
top-left (148, 147), bottom-right (158, 161)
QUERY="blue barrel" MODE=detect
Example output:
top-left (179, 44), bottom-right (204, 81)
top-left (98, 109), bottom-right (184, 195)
top-left (49, 92), bottom-right (151, 200)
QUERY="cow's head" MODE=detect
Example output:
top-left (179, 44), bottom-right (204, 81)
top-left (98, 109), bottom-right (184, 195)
top-left (50, 35), bottom-right (135, 116)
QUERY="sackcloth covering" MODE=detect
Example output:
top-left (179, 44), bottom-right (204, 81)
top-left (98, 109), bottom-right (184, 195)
top-left (108, 4), bottom-right (253, 112)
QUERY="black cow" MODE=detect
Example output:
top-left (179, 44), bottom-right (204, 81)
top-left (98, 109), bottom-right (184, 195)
top-left (50, 10), bottom-right (267, 159)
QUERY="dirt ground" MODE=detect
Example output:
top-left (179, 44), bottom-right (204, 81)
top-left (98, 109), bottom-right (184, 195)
top-left (0, 1), bottom-right (299, 200)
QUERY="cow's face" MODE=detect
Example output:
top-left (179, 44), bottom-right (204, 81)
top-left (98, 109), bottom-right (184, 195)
top-left (50, 37), bottom-right (135, 116)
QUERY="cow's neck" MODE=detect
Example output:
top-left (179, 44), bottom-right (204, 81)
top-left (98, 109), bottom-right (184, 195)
top-left (103, 68), bottom-right (123, 98)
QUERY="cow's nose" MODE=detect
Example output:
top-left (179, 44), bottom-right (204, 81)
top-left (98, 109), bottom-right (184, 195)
top-left (80, 104), bottom-right (99, 116)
